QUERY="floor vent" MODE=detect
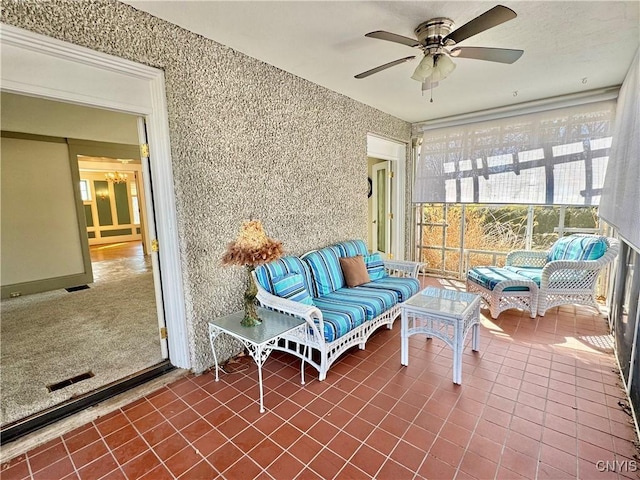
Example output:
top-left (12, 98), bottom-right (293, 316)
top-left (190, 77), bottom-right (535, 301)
top-left (47, 372), bottom-right (95, 392)
top-left (65, 285), bottom-right (90, 292)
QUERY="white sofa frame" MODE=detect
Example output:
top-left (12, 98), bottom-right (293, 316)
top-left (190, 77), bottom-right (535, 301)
top-left (253, 259), bottom-right (421, 381)
top-left (505, 237), bottom-right (620, 316)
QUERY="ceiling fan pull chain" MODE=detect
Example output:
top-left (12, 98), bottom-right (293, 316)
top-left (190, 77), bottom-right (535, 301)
top-left (430, 83), bottom-right (434, 103)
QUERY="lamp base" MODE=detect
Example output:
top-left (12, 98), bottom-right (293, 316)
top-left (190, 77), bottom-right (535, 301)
top-left (241, 267), bottom-right (261, 327)
top-left (241, 305), bottom-right (262, 327)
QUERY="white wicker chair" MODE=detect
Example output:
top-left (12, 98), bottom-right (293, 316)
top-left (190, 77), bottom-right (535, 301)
top-left (506, 236), bottom-right (619, 316)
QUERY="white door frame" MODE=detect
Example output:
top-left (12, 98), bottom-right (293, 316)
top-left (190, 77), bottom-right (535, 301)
top-left (367, 133), bottom-right (406, 260)
top-left (371, 162), bottom-right (391, 256)
top-left (0, 25), bottom-right (190, 369)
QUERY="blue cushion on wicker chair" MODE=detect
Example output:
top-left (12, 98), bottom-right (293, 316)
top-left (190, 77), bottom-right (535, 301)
top-left (303, 247), bottom-right (345, 297)
top-left (467, 267), bottom-right (531, 292)
top-left (272, 273), bottom-right (314, 305)
top-left (364, 252), bottom-right (388, 281)
top-left (547, 234), bottom-right (608, 262)
top-left (254, 256), bottom-right (314, 295)
top-left (334, 239), bottom-right (368, 258)
top-left (362, 276), bottom-right (420, 301)
top-left (311, 299), bottom-right (366, 342)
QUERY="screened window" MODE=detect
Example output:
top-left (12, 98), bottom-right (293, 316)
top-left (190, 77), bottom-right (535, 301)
top-left (414, 101), bottom-right (615, 206)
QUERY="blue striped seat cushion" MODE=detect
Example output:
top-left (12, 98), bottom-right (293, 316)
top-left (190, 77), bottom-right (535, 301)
top-left (502, 266), bottom-right (542, 286)
top-left (467, 267), bottom-right (533, 292)
top-left (312, 299), bottom-right (366, 342)
top-left (320, 287), bottom-right (397, 320)
top-left (364, 252), bottom-right (388, 280)
top-left (254, 256), bottom-right (313, 296)
top-left (362, 277), bottom-right (420, 301)
top-left (272, 273), bottom-right (314, 306)
top-left (547, 235), bottom-right (608, 262)
top-left (334, 239), bottom-right (369, 258)
top-left (303, 247), bottom-right (344, 297)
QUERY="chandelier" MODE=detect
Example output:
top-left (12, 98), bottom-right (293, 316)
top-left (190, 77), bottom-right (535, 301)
top-left (105, 171), bottom-right (128, 184)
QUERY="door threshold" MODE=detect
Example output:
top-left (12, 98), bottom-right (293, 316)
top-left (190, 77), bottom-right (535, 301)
top-left (0, 362), bottom-right (184, 460)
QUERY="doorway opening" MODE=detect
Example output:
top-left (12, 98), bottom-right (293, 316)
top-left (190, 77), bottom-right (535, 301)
top-left (1, 25), bottom-right (189, 442)
top-left (366, 134), bottom-right (407, 260)
top-left (0, 94), bottom-right (169, 443)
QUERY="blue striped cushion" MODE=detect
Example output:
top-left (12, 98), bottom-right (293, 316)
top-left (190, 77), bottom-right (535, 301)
top-left (254, 256), bottom-right (313, 296)
top-left (364, 253), bottom-right (388, 280)
top-left (303, 247), bottom-right (344, 297)
top-left (321, 287), bottom-right (397, 320)
top-left (272, 273), bottom-right (314, 305)
top-left (362, 277), bottom-right (420, 301)
top-left (547, 235), bottom-right (608, 262)
top-left (335, 240), bottom-right (368, 258)
top-left (313, 299), bottom-right (366, 342)
top-left (467, 267), bottom-right (532, 292)
top-left (503, 266), bottom-right (542, 286)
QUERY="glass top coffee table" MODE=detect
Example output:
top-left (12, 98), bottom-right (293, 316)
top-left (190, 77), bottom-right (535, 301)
top-left (400, 286), bottom-right (481, 384)
top-left (208, 307), bottom-right (306, 412)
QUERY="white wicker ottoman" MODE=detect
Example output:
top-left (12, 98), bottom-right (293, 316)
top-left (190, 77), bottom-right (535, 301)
top-left (466, 266), bottom-right (538, 319)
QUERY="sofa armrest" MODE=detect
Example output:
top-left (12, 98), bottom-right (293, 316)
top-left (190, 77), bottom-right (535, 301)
top-left (383, 260), bottom-right (423, 279)
top-left (540, 259), bottom-right (608, 289)
top-left (505, 250), bottom-right (548, 268)
top-left (253, 277), bottom-right (325, 342)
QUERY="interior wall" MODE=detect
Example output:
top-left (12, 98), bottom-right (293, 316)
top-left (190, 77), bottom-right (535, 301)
top-left (0, 137), bottom-right (84, 286)
top-left (0, 92), bottom-right (139, 144)
top-left (0, 1), bottom-right (411, 372)
top-left (0, 93), bottom-right (142, 299)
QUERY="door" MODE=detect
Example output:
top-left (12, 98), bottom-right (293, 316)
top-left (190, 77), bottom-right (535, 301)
top-left (371, 161), bottom-right (392, 257)
top-left (138, 118), bottom-right (169, 359)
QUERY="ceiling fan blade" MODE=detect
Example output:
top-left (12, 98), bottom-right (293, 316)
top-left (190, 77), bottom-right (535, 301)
top-left (354, 56), bottom-right (416, 79)
top-left (450, 47), bottom-right (523, 64)
top-left (444, 5), bottom-right (517, 45)
top-left (365, 31), bottom-right (420, 48)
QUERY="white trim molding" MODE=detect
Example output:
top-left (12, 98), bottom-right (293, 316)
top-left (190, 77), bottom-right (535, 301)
top-left (0, 24), bottom-right (191, 369)
top-left (367, 133), bottom-right (407, 261)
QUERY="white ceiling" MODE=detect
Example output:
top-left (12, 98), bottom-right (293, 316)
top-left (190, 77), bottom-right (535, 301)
top-left (123, 1), bottom-right (639, 123)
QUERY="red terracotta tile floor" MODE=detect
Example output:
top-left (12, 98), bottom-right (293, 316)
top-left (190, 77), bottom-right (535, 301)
top-left (2, 276), bottom-right (638, 479)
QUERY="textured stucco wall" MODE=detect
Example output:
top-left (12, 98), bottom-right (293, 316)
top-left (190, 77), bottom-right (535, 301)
top-left (1, 0), bottom-right (411, 372)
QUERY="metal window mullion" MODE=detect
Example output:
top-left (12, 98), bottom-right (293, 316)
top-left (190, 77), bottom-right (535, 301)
top-left (442, 204), bottom-right (448, 276)
top-left (558, 205), bottom-right (566, 237)
top-left (526, 205), bottom-right (534, 250)
top-left (421, 204), bottom-right (425, 263)
top-left (459, 205), bottom-right (466, 278)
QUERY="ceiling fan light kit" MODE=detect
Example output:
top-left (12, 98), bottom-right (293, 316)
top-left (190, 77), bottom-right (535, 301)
top-left (412, 53), bottom-right (456, 83)
top-left (355, 4), bottom-right (524, 99)
top-left (411, 55), bottom-right (434, 82)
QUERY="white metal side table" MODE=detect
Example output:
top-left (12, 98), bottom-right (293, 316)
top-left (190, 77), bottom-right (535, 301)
top-left (400, 286), bottom-right (481, 384)
top-left (208, 307), bottom-right (306, 413)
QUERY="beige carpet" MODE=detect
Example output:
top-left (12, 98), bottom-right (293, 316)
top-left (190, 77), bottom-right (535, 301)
top-left (0, 257), bottom-right (163, 426)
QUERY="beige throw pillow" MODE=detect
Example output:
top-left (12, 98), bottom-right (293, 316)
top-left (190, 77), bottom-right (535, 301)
top-left (339, 255), bottom-right (371, 288)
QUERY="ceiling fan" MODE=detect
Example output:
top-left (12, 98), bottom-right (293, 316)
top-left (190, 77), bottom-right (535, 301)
top-left (354, 5), bottom-right (523, 88)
